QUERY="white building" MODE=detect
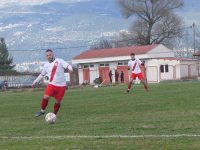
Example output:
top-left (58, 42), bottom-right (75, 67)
top-left (72, 44), bottom-right (198, 85)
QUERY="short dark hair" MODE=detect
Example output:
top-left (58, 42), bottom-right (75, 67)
top-left (130, 53), bottom-right (135, 56)
top-left (46, 49), bottom-right (53, 52)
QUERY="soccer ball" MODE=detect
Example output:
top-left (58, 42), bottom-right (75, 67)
top-left (45, 112), bottom-right (57, 124)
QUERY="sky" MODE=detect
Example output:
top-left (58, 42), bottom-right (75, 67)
top-left (0, 0), bottom-right (198, 7)
top-left (0, 0), bottom-right (91, 7)
top-left (0, 0), bottom-right (199, 25)
top-left (0, 0), bottom-right (199, 33)
top-left (182, 0), bottom-right (200, 25)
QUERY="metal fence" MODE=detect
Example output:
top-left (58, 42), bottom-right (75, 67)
top-left (0, 75), bottom-right (36, 89)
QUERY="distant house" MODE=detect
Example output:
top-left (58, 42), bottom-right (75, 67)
top-left (72, 44), bottom-right (198, 85)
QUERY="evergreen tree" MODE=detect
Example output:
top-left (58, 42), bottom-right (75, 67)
top-left (0, 38), bottom-right (15, 73)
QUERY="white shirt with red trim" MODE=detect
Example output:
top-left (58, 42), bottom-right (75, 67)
top-left (41, 58), bottom-right (71, 86)
top-left (128, 58), bottom-right (142, 74)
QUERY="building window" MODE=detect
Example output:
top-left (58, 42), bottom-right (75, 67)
top-left (124, 62), bottom-right (128, 65)
top-left (90, 64), bottom-right (94, 68)
top-left (83, 65), bottom-right (89, 68)
top-left (118, 62), bottom-right (123, 66)
top-left (99, 63), bottom-right (109, 67)
top-left (160, 64), bottom-right (169, 73)
top-left (160, 65), bottom-right (164, 73)
top-left (165, 65), bottom-right (169, 72)
top-left (118, 61), bottom-right (128, 66)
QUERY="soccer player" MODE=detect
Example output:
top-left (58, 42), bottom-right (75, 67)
top-left (125, 53), bottom-right (148, 93)
top-left (32, 49), bottom-right (73, 117)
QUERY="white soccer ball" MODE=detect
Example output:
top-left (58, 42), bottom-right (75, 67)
top-left (45, 112), bottom-right (57, 124)
top-left (94, 85), bottom-right (98, 88)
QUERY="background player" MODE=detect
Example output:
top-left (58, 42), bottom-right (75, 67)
top-left (32, 49), bottom-right (73, 117)
top-left (125, 53), bottom-right (148, 93)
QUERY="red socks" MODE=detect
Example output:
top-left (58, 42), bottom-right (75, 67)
top-left (41, 98), bottom-right (49, 110)
top-left (128, 83), bottom-right (132, 90)
top-left (40, 98), bottom-right (61, 114)
top-left (144, 85), bottom-right (148, 91)
top-left (54, 103), bottom-right (60, 114)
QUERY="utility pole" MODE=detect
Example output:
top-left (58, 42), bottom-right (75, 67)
top-left (193, 23), bottom-right (196, 55)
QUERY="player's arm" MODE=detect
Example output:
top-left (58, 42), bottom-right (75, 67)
top-left (66, 65), bottom-right (73, 73)
top-left (61, 59), bottom-right (73, 73)
top-left (32, 68), bottom-right (46, 88)
top-left (141, 61), bottom-right (145, 66)
top-left (127, 61), bottom-right (131, 70)
top-left (136, 58), bottom-right (145, 66)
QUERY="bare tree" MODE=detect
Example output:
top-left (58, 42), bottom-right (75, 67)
top-left (90, 39), bottom-right (113, 50)
top-left (118, 0), bottom-right (184, 46)
top-left (111, 30), bottom-right (135, 48)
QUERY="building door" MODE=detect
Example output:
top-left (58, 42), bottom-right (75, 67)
top-left (83, 68), bottom-right (90, 84)
top-left (99, 67), bottom-right (110, 84)
top-left (146, 66), bottom-right (158, 83)
top-left (89, 68), bottom-right (99, 84)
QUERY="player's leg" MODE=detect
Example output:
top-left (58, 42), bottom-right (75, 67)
top-left (41, 95), bottom-right (50, 112)
top-left (138, 73), bottom-right (148, 91)
top-left (141, 79), bottom-right (148, 91)
top-left (54, 101), bottom-right (61, 115)
top-left (124, 75), bottom-right (134, 93)
top-left (54, 86), bottom-right (66, 114)
top-left (35, 95), bottom-right (51, 117)
top-left (35, 84), bottom-right (54, 117)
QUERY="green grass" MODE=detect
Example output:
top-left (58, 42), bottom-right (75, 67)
top-left (1, 81), bottom-right (200, 149)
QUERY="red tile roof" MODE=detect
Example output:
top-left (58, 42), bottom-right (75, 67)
top-left (73, 44), bottom-right (158, 60)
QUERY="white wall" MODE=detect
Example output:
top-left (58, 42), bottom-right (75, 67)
top-left (78, 69), bottom-right (83, 85)
top-left (160, 65), bottom-right (174, 80)
top-left (147, 44), bottom-right (175, 58)
top-left (158, 59), bottom-right (179, 81)
top-left (146, 59), bottom-right (180, 82)
top-left (146, 59), bottom-right (198, 82)
top-left (146, 66), bottom-right (159, 83)
top-left (89, 64), bottom-right (99, 85)
top-left (180, 65), bottom-right (189, 78)
top-left (146, 59), bottom-right (160, 82)
top-left (180, 61), bottom-right (198, 78)
top-left (190, 64), bottom-right (198, 77)
top-left (175, 65), bottom-right (181, 79)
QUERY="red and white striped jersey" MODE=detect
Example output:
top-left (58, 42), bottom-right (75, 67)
top-left (41, 58), bottom-right (71, 86)
top-left (128, 58), bottom-right (142, 74)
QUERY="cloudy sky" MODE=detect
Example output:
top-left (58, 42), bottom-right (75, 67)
top-left (0, 0), bottom-right (199, 19)
top-left (0, 0), bottom-right (198, 9)
top-left (0, 0), bottom-right (91, 7)
top-left (0, 0), bottom-right (199, 30)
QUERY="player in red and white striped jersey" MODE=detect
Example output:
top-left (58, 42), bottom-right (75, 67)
top-left (124, 53), bottom-right (148, 93)
top-left (32, 49), bottom-right (73, 117)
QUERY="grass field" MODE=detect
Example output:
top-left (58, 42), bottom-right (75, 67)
top-left (1, 81), bottom-right (200, 149)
